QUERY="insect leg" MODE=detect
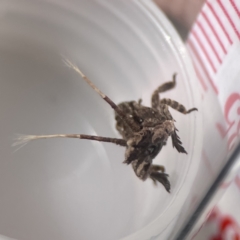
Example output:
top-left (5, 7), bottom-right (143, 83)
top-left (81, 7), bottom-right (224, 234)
top-left (149, 167), bottom-right (170, 192)
top-left (171, 130), bottom-right (187, 154)
top-left (13, 134), bottom-right (127, 148)
top-left (151, 73), bottom-right (176, 109)
top-left (129, 160), bottom-right (170, 192)
top-left (63, 58), bottom-right (140, 132)
top-left (160, 98), bottom-right (198, 114)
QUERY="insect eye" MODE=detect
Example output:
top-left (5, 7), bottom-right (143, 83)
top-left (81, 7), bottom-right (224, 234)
top-left (147, 145), bottom-right (156, 154)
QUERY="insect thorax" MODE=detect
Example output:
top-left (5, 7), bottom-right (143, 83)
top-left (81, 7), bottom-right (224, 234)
top-left (114, 100), bottom-right (175, 180)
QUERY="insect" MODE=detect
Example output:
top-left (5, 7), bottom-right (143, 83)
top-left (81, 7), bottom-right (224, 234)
top-left (14, 59), bottom-right (197, 192)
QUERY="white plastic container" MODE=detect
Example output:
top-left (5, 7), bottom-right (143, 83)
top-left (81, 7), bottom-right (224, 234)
top-left (0, 0), bottom-right (202, 239)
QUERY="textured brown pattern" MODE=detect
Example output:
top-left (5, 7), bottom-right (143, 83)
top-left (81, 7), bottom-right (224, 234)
top-left (114, 74), bottom-right (197, 192)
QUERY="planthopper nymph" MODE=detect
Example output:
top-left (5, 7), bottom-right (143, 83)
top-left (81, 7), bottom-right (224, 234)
top-left (14, 58), bottom-right (197, 192)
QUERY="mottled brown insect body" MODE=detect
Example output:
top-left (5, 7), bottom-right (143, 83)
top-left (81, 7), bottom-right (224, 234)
top-left (115, 102), bottom-right (175, 190)
top-left (113, 73), bottom-right (197, 192)
top-left (16, 60), bottom-right (197, 193)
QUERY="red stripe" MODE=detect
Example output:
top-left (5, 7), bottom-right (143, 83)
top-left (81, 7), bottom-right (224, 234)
top-left (218, 0), bottom-right (240, 40)
top-left (229, 0), bottom-right (240, 18)
top-left (196, 21), bottom-right (222, 64)
top-left (192, 30), bottom-right (217, 73)
top-left (188, 39), bottom-right (219, 94)
top-left (206, 1), bottom-right (233, 44)
top-left (201, 11), bottom-right (227, 54)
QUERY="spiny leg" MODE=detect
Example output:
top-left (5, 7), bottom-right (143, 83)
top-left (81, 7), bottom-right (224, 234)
top-left (149, 165), bottom-right (170, 192)
top-left (13, 134), bottom-right (127, 149)
top-left (159, 98), bottom-right (195, 153)
top-left (160, 98), bottom-right (198, 114)
top-left (171, 130), bottom-right (187, 154)
top-left (159, 99), bottom-right (196, 153)
top-left (63, 58), bottom-right (140, 132)
top-left (151, 73), bottom-right (176, 109)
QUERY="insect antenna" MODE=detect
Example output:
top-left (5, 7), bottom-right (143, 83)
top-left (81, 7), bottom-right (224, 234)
top-left (63, 58), bottom-right (140, 132)
top-left (13, 134), bottom-right (127, 150)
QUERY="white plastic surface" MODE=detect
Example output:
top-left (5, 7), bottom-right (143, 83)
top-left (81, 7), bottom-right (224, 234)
top-left (0, 0), bottom-right (202, 239)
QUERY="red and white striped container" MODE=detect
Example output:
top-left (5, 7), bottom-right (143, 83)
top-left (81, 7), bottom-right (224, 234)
top-left (184, 0), bottom-right (240, 239)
